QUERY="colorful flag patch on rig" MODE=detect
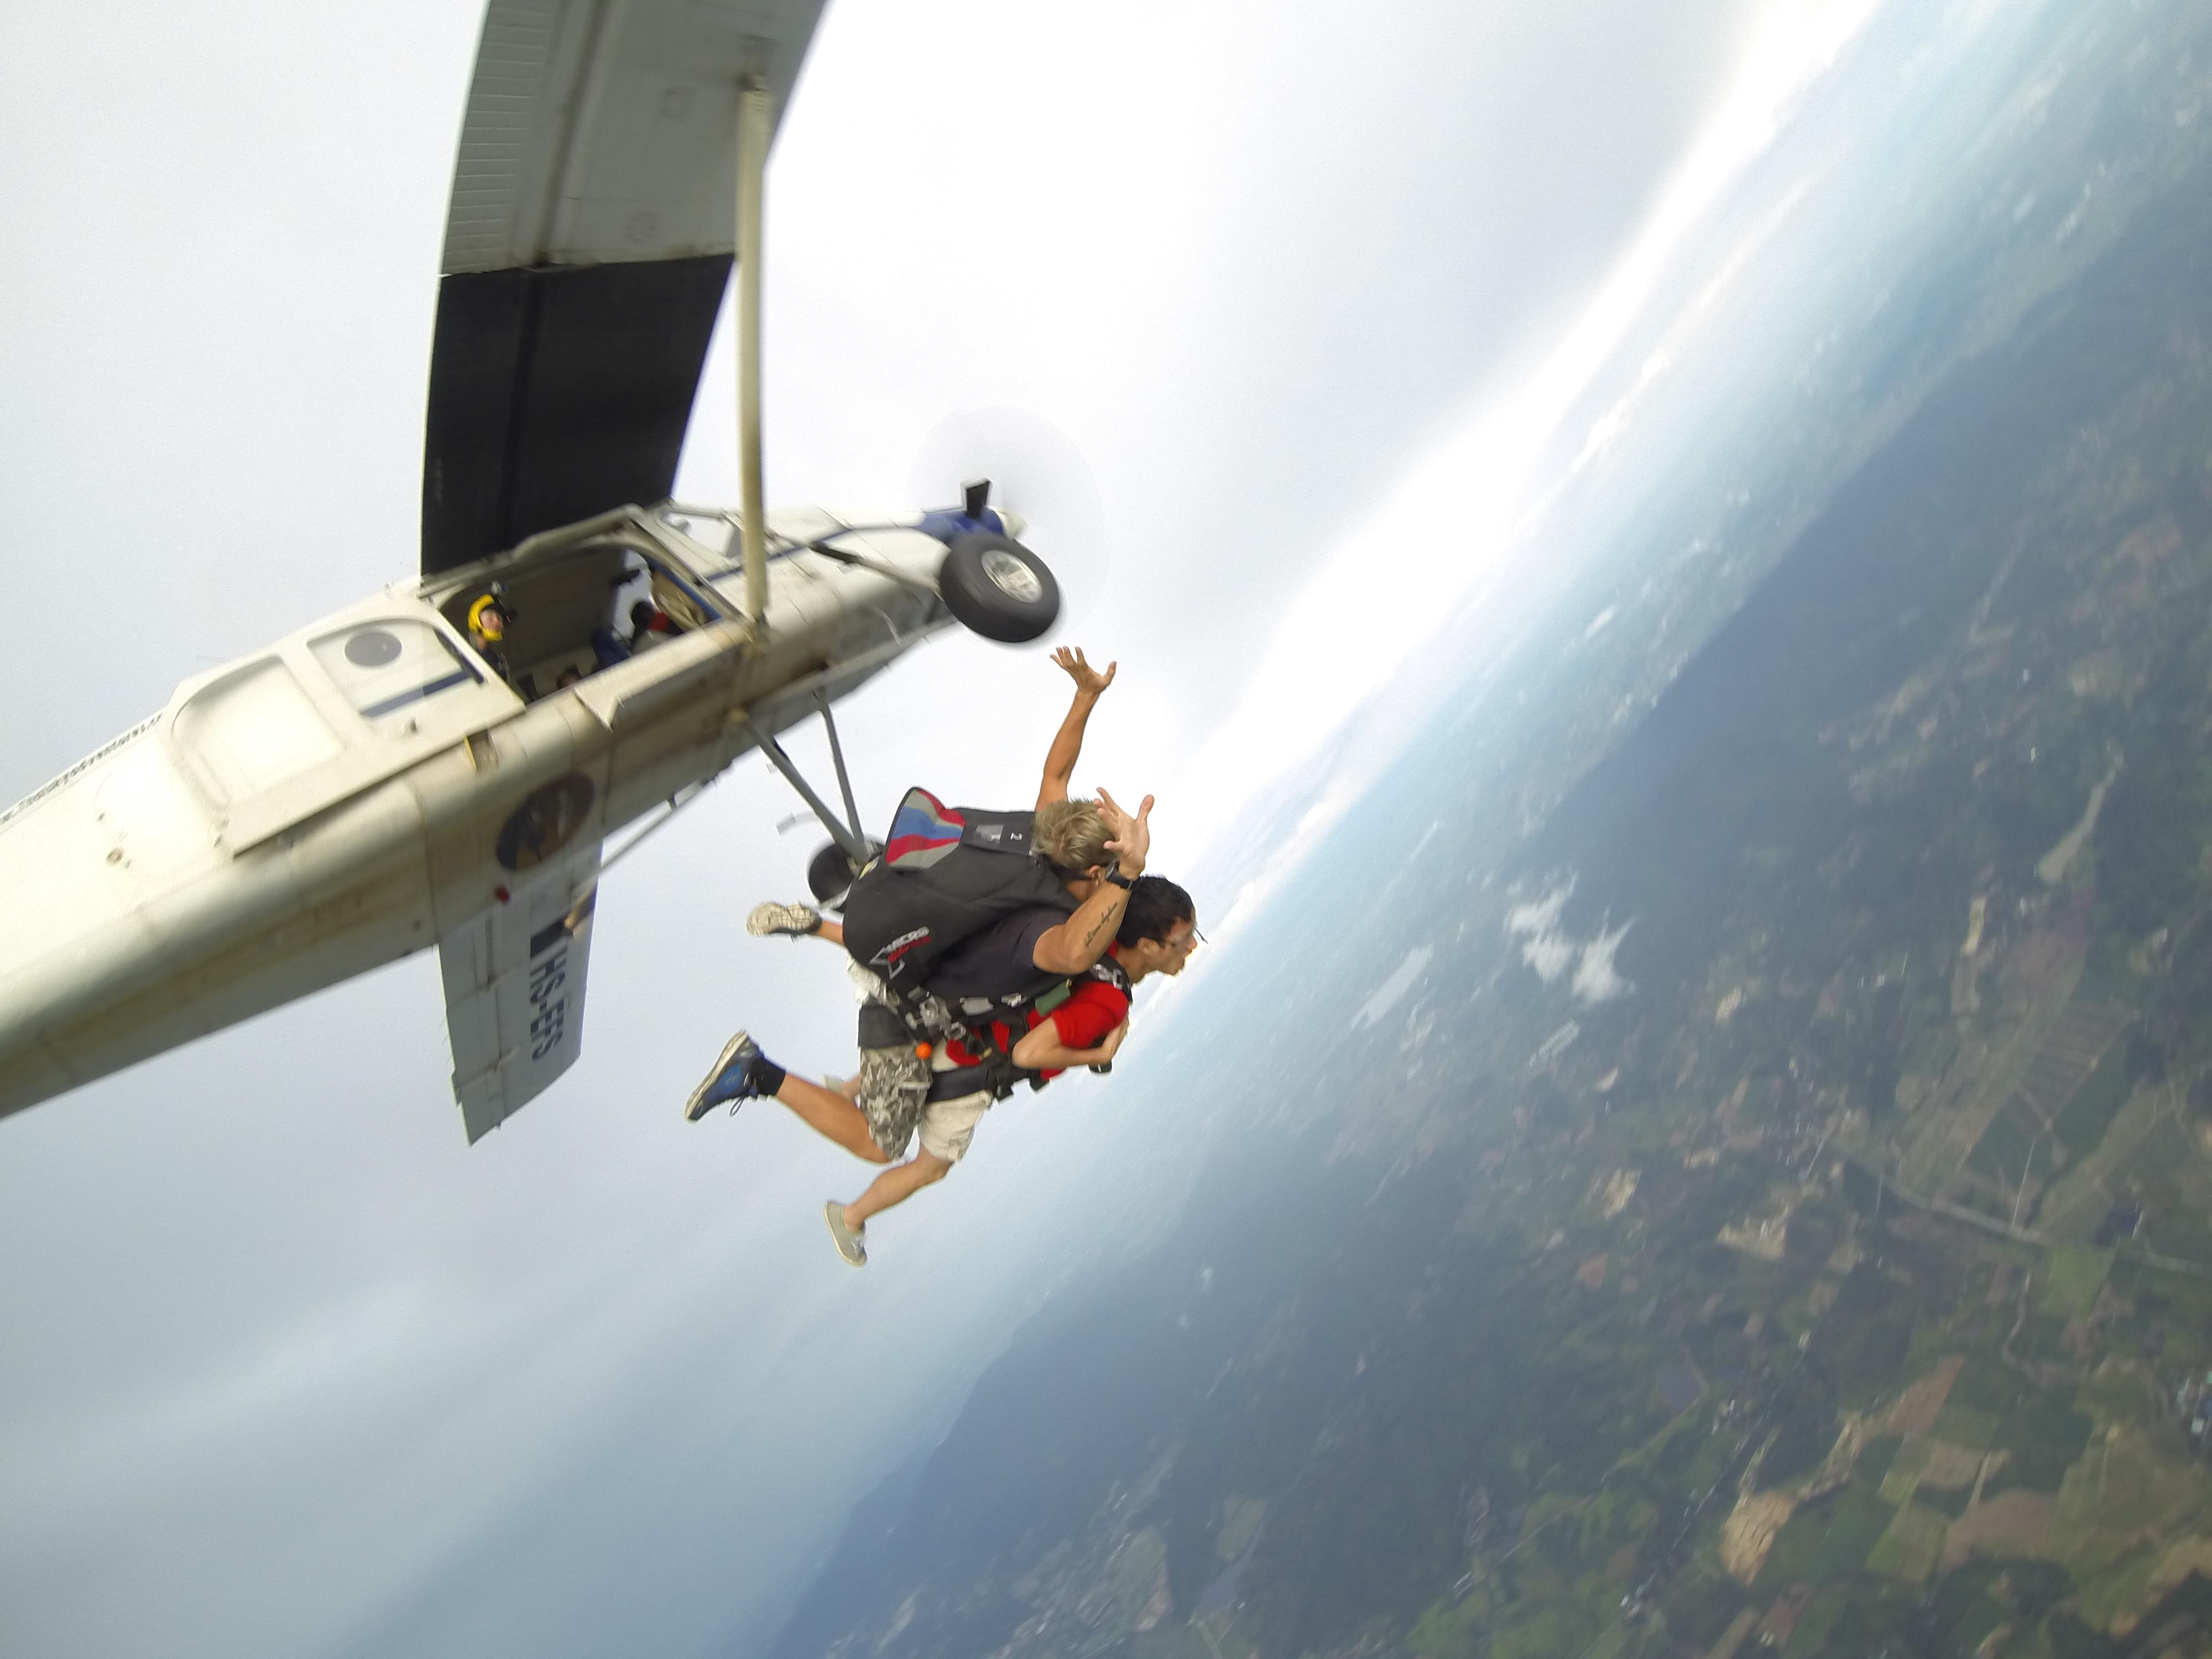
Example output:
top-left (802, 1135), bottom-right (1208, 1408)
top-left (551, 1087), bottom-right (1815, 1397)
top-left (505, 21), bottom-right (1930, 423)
top-left (884, 788), bottom-right (966, 869)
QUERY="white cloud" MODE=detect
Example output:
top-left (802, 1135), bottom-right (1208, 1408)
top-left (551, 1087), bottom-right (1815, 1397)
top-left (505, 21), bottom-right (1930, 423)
top-left (1506, 880), bottom-right (1575, 938)
top-left (1506, 879), bottom-right (1635, 1004)
top-left (1572, 921), bottom-right (1637, 1005)
top-left (1521, 931), bottom-right (1579, 984)
top-left (1353, 946), bottom-right (1434, 1030)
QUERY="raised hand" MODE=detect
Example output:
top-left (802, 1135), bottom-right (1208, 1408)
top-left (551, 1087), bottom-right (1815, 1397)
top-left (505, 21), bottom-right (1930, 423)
top-left (1097, 787), bottom-right (1153, 878)
top-left (1052, 645), bottom-right (1117, 698)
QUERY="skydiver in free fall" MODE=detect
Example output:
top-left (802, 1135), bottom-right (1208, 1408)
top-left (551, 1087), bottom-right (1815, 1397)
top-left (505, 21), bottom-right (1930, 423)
top-left (683, 648), bottom-right (1199, 1265)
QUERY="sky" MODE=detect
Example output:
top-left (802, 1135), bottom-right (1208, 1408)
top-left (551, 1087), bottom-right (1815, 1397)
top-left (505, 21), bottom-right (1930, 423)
top-left (0, 2), bottom-right (1891, 1653)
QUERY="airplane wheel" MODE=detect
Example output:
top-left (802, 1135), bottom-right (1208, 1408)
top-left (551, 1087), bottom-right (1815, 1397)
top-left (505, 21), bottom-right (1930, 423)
top-left (807, 838), bottom-right (878, 911)
top-left (940, 533), bottom-right (1060, 643)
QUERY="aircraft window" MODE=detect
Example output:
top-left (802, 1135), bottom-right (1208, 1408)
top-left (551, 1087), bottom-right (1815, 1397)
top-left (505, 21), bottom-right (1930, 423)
top-left (174, 658), bottom-right (343, 805)
top-left (309, 620), bottom-right (483, 726)
top-left (345, 630), bottom-right (403, 667)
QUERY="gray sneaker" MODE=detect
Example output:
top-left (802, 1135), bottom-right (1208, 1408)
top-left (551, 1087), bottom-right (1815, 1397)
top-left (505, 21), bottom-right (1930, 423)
top-left (824, 1200), bottom-right (867, 1267)
top-left (748, 900), bottom-right (822, 938)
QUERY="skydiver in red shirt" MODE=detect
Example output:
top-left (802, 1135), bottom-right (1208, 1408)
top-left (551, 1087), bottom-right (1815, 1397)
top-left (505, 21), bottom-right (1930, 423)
top-left (691, 648), bottom-right (1198, 1265)
top-left (770, 873), bottom-right (1196, 1265)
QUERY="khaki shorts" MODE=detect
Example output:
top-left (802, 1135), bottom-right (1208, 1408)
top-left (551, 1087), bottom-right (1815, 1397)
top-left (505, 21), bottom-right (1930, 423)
top-left (852, 1056), bottom-right (993, 1164)
top-left (845, 967), bottom-right (993, 1164)
top-left (917, 1086), bottom-right (993, 1163)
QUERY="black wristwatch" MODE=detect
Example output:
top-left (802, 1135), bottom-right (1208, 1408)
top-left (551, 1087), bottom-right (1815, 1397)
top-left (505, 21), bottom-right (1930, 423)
top-left (1102, 868), bottom-right (1134, 890)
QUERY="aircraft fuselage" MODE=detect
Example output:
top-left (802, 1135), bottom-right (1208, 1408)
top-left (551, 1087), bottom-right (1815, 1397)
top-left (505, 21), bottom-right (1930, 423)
top-left (0, 503), bottom-right (956, 1121)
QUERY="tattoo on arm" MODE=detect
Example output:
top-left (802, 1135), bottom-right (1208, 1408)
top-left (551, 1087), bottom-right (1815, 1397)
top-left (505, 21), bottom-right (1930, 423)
top-left (1080, 894), bottom-right (1125, 950)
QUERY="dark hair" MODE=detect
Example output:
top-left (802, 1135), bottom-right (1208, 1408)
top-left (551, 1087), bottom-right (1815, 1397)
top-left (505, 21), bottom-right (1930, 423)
top-left (1118, 875), bottom-right (1194, 948)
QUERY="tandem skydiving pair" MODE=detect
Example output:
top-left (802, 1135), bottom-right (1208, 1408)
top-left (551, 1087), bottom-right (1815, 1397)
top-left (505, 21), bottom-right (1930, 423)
top-left (683, 648), bottom-right (1199, 1266)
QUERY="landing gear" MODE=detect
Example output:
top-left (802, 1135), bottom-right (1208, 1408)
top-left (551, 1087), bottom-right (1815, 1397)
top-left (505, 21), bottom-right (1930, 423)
top-left (745, 691), bottom-right (881, 910)
top-left (940, 532), bottom-right (1060, 643)
top-left (807, 837), bottom-right (876, 911)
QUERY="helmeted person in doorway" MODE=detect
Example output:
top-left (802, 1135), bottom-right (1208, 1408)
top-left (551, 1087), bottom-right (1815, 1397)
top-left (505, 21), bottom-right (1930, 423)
top-left (684, 647), bottom-right (1184, 1264)
top-left (466, 590), bottom-right (516, 684)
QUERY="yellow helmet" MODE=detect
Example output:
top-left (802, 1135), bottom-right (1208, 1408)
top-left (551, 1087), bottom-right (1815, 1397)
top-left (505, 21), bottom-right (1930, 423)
top-left (467, 593), bottom-right (509, 643)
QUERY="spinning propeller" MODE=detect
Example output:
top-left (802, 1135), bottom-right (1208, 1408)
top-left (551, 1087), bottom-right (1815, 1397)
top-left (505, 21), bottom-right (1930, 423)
top-left (907, 407), bottom-right (1112, 633)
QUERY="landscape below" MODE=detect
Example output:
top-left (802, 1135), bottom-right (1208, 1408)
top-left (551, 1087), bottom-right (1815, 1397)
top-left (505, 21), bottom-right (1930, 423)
top-left (765, 7), bottom-right (2212, 1656)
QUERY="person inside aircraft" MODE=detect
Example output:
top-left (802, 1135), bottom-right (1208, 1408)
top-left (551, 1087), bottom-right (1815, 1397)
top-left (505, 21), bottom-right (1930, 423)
top-left (589, 593), bottom-right (634, 670)
top-left (466, 592), bottom-right (516, 685)
top-left (627, 598), bottom-right (674, 655)
top-left (587, 581), bottom-right (679, 670)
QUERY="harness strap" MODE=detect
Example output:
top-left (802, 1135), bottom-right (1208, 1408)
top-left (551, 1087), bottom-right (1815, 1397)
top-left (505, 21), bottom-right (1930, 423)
top-left (894, 954), bottom-right (1131, 1070)
top-left (926, 1058), bottom-right (1020, 1102)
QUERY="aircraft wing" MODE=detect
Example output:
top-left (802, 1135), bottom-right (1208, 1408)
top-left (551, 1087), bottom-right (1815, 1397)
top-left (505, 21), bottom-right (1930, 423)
top-left (420, 0), bottom-right (829, 576)
top-left (438, 842), bottom-right (602, 1142)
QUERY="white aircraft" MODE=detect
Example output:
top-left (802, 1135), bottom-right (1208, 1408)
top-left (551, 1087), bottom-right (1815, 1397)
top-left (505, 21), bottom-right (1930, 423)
top-left (0, 0), bottom-right (1069, 1139)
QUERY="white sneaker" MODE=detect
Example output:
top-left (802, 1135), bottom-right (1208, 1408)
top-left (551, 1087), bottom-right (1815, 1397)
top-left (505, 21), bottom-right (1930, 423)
top-left (748, 900), bottom-right (822, 938)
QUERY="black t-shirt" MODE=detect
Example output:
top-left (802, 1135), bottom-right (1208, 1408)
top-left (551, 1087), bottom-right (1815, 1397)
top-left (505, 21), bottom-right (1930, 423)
top-left (925, 907), bottom-right (1063, 999)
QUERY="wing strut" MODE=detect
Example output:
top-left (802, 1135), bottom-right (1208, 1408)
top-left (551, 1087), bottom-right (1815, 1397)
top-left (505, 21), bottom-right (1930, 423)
top-left (741, 705), bottom-right (869, 863)
top-left (737, 79), bottom-right (773, 626)
top-left (813, 687), bottom-right (865, 841)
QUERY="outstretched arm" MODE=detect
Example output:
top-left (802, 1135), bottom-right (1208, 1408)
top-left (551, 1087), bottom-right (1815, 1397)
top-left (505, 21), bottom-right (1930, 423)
top-left (1036, 646), bottom-right (1117, 808)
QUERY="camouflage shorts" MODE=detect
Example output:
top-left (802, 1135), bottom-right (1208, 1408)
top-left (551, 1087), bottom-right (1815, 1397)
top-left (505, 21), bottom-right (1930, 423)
top-left (854, 1042), bottom-right (931, 1161)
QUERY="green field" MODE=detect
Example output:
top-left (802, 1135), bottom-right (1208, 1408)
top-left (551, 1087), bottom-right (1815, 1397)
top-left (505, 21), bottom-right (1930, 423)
top-left (2037, 1247), bottom-right (2112, 1319)
top-left (1984, 1393), bottom-right (2093, 1497)
top-left (1866, 1505), bottom-right (1947, 1584)
top-left (2053, 1048), bottom-right (2133, 1159)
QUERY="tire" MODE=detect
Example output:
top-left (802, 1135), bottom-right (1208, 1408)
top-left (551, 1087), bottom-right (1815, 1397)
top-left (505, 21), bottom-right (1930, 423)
top-left (940, 533), bottom-right (1060, 643)
top-left (807, 838), bottom-right (879, 911)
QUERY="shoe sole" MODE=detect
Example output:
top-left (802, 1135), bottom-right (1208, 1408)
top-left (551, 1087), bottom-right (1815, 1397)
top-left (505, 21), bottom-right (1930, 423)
top-left (684, 1030), bottom-right (755, 1122)
top-left (823, 1199), bottom-right (867, 1266)
top-left (747, 902), bottom-right (820, 938)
